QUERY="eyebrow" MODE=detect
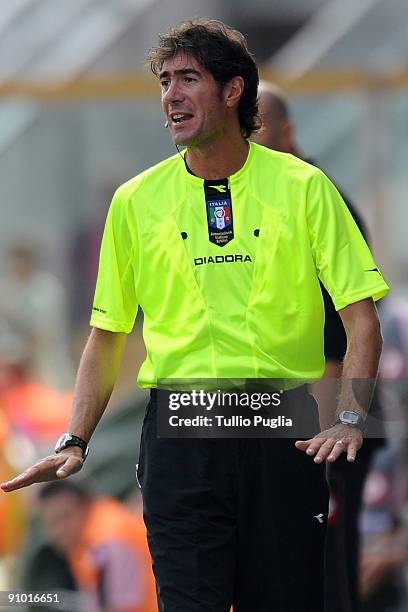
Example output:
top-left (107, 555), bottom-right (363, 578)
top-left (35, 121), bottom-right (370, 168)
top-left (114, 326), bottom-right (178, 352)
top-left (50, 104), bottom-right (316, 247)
top-left (159, 68), bottom-right (202, 79)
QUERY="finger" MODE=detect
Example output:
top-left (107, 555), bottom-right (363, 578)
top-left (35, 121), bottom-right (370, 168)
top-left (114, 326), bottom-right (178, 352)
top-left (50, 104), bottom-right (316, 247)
top-left (327, 439), bottom-right (347, 463)
top-left (303, 438), bottom-right (327, 457)
top-left (347, 440), bottom-right (361, 462)
top-left (1, 478), bottom-right (26, 492)
top-left (0, 467), bottom-right (40, 492)
top-left (314, 439), bottom-right (337, 463)
top-left (1, 462), bottom-right (49, 490)
top-left (295, 439), bottom-right (314, 450)
top-left (56, 455), bottom-right (83, 478)
top-left (1, 455), bottom-right (81, 492)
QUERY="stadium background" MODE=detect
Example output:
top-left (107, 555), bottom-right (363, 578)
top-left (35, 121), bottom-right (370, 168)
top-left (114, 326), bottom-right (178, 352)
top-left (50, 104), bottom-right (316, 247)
top-left (0, 1), bottom-right (407, 610)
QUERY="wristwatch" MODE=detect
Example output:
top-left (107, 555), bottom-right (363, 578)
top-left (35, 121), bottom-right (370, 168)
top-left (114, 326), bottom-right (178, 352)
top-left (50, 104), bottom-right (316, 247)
top-left (335, 410), bottom-right (365, 431)
top-left (55, 433), bottom-right (89, 461)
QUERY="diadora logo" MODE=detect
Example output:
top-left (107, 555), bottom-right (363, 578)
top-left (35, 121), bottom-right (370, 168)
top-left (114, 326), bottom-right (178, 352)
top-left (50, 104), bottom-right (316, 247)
top-left (194, 254), bottom-right (252, 266)
top-left (313, 513), bottom-right (325, 524)
top-left (209, 185), bottom-right (227, 193)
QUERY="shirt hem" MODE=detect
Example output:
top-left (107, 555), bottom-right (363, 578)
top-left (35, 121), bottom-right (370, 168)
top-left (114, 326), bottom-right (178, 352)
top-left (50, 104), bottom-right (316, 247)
top-left (89, 317), bottom-right (133, 334)
top-left (334, 283), bottom-right (389, 312)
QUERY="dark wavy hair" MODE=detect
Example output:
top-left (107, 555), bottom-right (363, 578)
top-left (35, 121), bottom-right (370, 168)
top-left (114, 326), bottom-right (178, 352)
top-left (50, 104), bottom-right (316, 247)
top-left (147, 18), bottom-right (261, 139)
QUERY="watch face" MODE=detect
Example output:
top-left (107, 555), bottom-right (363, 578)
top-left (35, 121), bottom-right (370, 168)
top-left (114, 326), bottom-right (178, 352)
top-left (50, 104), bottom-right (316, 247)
top-left (55, 433), bottom-right (71, 452)
top-left (340, 411), bottom-right (360, 425)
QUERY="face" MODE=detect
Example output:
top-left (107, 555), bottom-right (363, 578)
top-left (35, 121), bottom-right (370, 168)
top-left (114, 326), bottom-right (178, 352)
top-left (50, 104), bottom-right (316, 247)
top-left (160, 53), bottom-right (228, 147)
top-left (252, 94), bottom-right (289, 152)
top-left (40, 493), bottom-right (88, 555)
top-left (9, 252), bottom-right (34, 281)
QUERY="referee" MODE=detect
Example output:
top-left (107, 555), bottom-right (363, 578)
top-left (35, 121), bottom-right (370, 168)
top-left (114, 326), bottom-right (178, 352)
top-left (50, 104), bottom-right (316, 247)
top-left (2, 19), bottom-right (389, 612)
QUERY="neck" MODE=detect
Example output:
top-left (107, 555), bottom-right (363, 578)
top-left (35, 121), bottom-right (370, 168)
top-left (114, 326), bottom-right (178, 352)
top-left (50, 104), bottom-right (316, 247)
top-left (185, 131), bottom-right (249, 180)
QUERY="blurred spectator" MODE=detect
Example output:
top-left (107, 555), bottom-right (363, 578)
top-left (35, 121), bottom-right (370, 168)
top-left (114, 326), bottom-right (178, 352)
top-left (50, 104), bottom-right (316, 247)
top-left (0, 353), bottom-right (70, 590)
top-left (69, 174), bottom-right (131, 329)
top-left (0, 407), bottom-right (26, 559)
top-left (0, 242), bottom-right (74, 391)
top-left (380, 296), bottom-right (408, 420)
top-left (38, 480), bottom-right (157, 612)
top-left (253, 81), bottom-right (386, 612)
top-left (360, 445), bottom-right (408, 610)
top-left (360, 529), bottom-right (408, 612)
top-left (0, 355), bottom-right (72, 445)
top-left (359, 296), bottom-right (408, 610)
top-left (69, 204), bottom-right (105, 329)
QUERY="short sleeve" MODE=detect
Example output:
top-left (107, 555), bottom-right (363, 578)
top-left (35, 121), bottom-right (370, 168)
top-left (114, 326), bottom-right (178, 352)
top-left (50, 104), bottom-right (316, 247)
top-left (306, 169), bottom-right (389, 311)
top-left (90, 187), bottom-right (138, 333)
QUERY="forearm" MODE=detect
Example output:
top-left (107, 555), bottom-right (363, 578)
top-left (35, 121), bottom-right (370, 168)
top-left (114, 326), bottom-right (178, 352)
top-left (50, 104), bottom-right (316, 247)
top-left (336, 314), bottom-right (382, 421)
top-left (311, 364), bottom-right (342, 432)
top-left (315, 299), bottom-right (383, 429)
top-left (298, 299), bottom-right (383, 463)
top-left (68, 328), bottom-right (126, 442)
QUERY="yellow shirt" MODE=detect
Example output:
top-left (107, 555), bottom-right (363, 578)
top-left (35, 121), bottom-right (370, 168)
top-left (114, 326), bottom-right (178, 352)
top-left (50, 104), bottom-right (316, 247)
top-left (90, 142), bottom-right (389, 387)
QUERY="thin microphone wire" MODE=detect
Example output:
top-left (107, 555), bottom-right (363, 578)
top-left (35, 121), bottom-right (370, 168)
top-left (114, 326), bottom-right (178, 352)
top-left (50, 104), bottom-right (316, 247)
top-left (165, 120), bottom-right (188, 168)
top-left (175, 143), bottom-right (185, 161)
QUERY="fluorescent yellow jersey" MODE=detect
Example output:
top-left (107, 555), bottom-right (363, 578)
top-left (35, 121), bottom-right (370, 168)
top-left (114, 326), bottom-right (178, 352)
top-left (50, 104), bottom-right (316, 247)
top-left (90, 141), bottom-right (389, 387)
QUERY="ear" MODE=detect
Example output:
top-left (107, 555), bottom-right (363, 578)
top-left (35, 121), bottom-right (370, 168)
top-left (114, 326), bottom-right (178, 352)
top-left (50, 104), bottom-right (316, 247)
top-left (224, 76), bottom-right (244, 108)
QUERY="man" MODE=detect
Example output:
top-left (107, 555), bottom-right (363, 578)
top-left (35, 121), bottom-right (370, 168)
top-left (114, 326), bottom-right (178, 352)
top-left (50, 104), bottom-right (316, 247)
top-left (38, 480), bottom-right (157, 612)
top-left (253, 81), bottom-right (386, 612)
top-left (0, 242), bottom-right (74, 391)
top-left (1, 19), bottom-right (389, 612)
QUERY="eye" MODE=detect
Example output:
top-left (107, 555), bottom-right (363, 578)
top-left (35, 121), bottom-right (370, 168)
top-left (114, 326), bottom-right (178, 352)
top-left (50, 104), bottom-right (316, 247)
top-left (160, 80), bottom-right (170, 90)
top-left (184, 76), bottom-right (196, 84)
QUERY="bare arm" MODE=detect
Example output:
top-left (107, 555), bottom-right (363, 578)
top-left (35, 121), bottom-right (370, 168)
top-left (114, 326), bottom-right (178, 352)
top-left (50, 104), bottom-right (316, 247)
top-left (310, 361), bottom-right (342, 432)
top-left (296, 298), bottom-right (383, 463)
top-left (1, 328), bottom-right (126, 492)
top-left (337, 298), bottom-right (382, 412)
top-left (67, 328), bottom-right (127, 443)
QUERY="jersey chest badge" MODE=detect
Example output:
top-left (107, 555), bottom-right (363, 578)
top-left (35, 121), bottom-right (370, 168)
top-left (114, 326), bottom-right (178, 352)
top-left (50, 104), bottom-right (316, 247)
top-left (204, 179), bottom-right (234, 246)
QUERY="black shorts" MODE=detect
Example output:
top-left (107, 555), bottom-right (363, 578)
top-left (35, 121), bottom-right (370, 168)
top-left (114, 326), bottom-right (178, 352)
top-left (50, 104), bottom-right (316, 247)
top-left (137, 389), bottom-right (329, 612)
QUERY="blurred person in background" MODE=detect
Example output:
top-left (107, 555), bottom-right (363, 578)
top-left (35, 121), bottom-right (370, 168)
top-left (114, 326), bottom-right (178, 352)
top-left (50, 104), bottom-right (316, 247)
top-left (1, 19), bottom-right (389, 612)
top-left (253, 81), bottom-right (387, 612)
top-left (360, 449), bottom-right (408, 611)
top-left (358, 297), bottom-right (408, 611)
top-left (0, 241), bottom-right (74, 391)
top-left (38, 480), bottom-right (156, 612)
top-left (0, 346), bottom-right (69, 590)
top-left (69, 177), bottom-right (122, 330)
top-left (0, 406), bottom-right (26, 570)
top-left (0, 339), bottom-right (72, 447)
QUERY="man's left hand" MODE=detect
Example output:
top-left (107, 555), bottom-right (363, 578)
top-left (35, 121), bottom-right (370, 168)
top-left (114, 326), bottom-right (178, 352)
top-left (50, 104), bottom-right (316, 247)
top-left (295, 423), bottom-right (363, 463)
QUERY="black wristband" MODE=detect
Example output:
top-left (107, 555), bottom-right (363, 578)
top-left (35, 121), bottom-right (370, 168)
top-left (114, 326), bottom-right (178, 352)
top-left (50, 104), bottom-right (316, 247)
top-left (55, 433), bottom-right (89, 460)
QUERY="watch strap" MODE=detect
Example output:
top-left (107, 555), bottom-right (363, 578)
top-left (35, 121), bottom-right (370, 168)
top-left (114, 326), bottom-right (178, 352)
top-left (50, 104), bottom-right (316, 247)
top-left (55, 433), bottom-right (89, 460)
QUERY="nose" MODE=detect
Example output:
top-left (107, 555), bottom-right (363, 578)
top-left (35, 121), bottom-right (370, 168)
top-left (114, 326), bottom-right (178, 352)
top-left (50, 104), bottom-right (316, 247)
top-left (162, 78), bottom-right (184, 106)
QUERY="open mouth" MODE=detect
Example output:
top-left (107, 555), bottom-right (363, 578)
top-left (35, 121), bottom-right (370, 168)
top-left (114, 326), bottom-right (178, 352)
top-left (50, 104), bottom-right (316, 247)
top-left (171, 113), bottom-right (193, 125)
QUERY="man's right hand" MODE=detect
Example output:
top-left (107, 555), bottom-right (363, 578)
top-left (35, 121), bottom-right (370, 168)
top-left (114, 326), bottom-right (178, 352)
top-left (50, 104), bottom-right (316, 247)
top-left (0, 447), bottom-right (84, 493)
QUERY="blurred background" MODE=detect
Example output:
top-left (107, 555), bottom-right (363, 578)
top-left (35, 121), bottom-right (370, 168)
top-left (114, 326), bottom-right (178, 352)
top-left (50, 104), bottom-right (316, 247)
top-left (0, 0), bottom-right (407, 610)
